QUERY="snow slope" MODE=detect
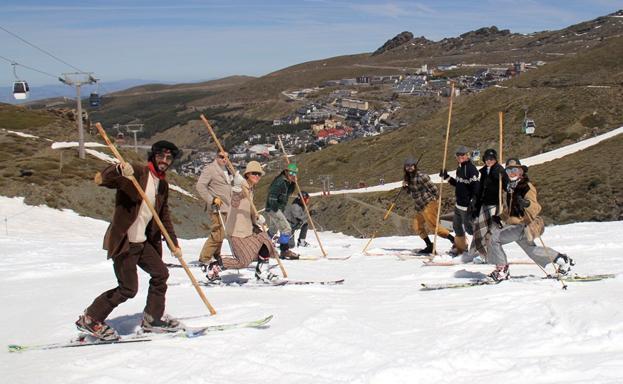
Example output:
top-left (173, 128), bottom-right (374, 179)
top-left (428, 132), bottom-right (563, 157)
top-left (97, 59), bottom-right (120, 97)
top-left (1, 196), bottom-right (622, 383)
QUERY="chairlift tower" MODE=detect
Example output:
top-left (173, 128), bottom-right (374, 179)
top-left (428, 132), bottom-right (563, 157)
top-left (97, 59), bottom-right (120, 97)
top-left (125, 124), bottom-right (144, 153)
top-left (59, 72), bottom-right (97, 159)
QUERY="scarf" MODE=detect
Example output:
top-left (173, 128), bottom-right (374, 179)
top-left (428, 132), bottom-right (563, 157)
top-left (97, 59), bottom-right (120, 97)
top-left (148, 162), bottom-right (166, 180)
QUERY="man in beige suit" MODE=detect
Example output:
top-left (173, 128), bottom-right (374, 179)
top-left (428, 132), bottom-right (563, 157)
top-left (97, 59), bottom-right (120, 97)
top-left (196, 151), bottom-right (232, 274)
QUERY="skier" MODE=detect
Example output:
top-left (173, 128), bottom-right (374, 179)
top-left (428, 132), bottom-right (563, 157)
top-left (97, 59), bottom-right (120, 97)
top-left (284, 191), bottom-right (311, 248)
top-left (76, 141), bottom-right (183, 341)
top-left (403, 157), bottom-right (455, 254)
top-left (265, 163), bottom-right (299, 259)
top-left (470, 148), bottom-right (508, 262)
top-left (204, 161), bottom-right (280, 282)
top-left (486, 158), bottom-right (574, 281)
top-left (439, 145), bottom-right (480, 257)
top-left (195, 150), bottom-right (232, 275)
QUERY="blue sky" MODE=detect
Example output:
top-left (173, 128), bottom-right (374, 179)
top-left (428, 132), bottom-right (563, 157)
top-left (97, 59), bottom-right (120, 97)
top-left (0, 0), bottom-right (621, 88)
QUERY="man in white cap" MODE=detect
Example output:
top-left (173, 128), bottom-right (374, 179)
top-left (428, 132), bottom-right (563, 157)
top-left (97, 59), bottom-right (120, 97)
top-left (440, 145), bottom-right (480, 257)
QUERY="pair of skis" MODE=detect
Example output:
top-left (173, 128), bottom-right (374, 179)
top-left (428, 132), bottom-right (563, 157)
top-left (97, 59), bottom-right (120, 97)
top-left (199, 278), bottom-right (345, 287)
top-left (420, 274), bottom-right (616, 290)
top-left (8, 315), bottom-right (274, 352)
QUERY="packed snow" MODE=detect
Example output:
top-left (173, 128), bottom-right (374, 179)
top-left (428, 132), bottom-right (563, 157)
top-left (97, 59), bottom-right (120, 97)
top-left (1, 196), bottom-right (622, 384)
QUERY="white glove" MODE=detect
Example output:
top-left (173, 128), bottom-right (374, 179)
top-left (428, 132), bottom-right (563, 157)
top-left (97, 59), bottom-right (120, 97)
top-left (256, 214), bottom-right (266, 226)
top-left (121, 162), bottom-right (134, 177)
top-left (232, 172), bottom-right (245, 193)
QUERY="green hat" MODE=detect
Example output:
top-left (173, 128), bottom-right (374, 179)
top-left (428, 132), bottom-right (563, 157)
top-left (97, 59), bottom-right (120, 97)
top-left (287, 163), bottom-right (299, 174)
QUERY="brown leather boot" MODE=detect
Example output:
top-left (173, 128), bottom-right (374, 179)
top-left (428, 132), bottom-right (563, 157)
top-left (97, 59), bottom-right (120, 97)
top-left (454, 235), bottom-right (467, 254)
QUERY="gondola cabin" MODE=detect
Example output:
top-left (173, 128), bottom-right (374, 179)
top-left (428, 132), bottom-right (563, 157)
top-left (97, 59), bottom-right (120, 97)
top-left (89, 92), bottom-right (100, 107)
top-left (471, 149), bottom-right (481, 162)
top-left (522, 119), bottom-right (536, 135)
top-left (13, 81), bottom-right (30, 100)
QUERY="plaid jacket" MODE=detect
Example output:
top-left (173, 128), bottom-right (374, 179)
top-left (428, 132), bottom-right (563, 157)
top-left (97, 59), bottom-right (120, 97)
top-left (406, 171), bottom-right (439, 212)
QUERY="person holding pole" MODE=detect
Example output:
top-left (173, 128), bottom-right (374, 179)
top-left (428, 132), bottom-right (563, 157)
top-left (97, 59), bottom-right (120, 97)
top-left (486, 158), bottom-right (574, 281)
top-left (195, 150), bottom-right (232, 276)
top-left (265, 163), bottom-right (299, 260)
top-left (439, 145), bottom-right (480, 257)
top-left (403, 157), bottom-right (455, 254)
top-left (284, 191), bottom-right (311, 248)
top-left (76, 141), bottom-right (183, 340)
top-left (470, 148), bottom-right (508, 261)
top-left (219, 161), bottom-right (280, 282)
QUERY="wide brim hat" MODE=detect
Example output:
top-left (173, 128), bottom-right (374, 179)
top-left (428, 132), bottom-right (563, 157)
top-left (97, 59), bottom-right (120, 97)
top-left (505, 158), bottom-right (529, 173)
top-left (244, 161), bottom-right (265, 176)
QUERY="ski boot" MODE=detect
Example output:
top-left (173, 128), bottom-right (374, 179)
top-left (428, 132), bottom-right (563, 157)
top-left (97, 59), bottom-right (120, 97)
top-left (553, 254), bottom-right (575, 275)
top-left (75, 312), bottom-right (120, 341)
top-left (255, 256), bottom-right (280, 283)
top-left (141, 313), bottom-right (182, 333)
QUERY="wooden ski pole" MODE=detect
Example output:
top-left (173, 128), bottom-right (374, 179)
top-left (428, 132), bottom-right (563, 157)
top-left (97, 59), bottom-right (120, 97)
top-left (95, 123), bottom-right (217, 315)
top-left (498, 112), bottom-right (504, 214)
top-left (277, 135), bottom-right (328, 257)
top-left (199, 114), bottom-right (288, 278)
top-left (432, 82), bottom-right (455, 255)
top-left (536, 236), bottom-right (567, 289)
top-left (361, 187), bottom-right (404, 253)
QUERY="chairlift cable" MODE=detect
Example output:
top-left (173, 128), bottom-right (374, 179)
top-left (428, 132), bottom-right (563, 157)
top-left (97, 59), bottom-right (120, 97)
top-left (0, 25), bottom-right (85, 73)
top-left (0, 54), bottom-right (58, 79)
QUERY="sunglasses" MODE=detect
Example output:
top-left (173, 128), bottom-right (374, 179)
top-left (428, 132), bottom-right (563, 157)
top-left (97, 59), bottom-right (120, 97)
top-left (455, 153), bottom-right (467, 157)
top-left (505, 167), bottom-right (522, 174)
top-left (249, 172), bottom-right (263, 177)
top-left (155, 153), bottom-right (174, 161)
top-left (218, 155), bottom-right (228, 159)
top-left (288, 171), bottom-right (298, 176)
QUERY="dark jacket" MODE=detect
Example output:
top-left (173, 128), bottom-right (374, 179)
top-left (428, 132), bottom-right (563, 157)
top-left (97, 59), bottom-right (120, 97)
top-left (448, 160), bottom-right (480, 208)
top-left (266, 171), bottom-right (296, 212)
top-left (476, 162), bottom-right (508, 209)
top-left (284, 198), bottom-right (307, 230)
top-left (98, 163), bottom-right (178, 259)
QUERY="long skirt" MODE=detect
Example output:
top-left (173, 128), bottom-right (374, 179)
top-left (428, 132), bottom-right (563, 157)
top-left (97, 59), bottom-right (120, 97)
top-left (222, 231), bottom-right (277, 270)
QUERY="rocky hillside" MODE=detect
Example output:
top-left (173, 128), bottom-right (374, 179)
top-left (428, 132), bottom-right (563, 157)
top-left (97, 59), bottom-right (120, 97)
top-left (0, 104), bottom-right (211, 239)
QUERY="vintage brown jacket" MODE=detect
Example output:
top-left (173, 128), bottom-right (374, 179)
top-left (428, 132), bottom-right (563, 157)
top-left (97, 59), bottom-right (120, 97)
top-left (97, 163), bottom-right (178, 259)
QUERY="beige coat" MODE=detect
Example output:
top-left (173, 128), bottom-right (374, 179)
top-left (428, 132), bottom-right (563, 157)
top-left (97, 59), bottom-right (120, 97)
top-left (225, 180), bottom-right (259, 238)
top-left (501, 181), bottom-right (541, 225)
top-left (196, 160), bottom-right (232, 213)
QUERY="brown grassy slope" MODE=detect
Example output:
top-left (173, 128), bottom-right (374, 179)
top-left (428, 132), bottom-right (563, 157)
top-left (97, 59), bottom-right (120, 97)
top-left (0, 105), bottom-right (211, 239)
top-left (277, 36), bottom-right (623, 190)
top-left (113, 75), bottom-right (256, 96)
top-left (248, 37), bottom-right (623, 236)
top-left (297, 133), bottom-right (623, 239)
top-left (510, 35), bottom-right (623, 87)
top-left (531, 134), bottom-right (623, 223)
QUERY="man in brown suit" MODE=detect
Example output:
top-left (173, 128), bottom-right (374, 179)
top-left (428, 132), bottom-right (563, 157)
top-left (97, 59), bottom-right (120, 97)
top-left (76, 141), bottom-right (183, 340)
top-left (196, 150), bottom-right (232, 279)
